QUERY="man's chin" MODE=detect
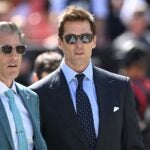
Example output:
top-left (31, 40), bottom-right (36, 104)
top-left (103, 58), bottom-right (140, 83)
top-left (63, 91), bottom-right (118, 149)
top-left (9, 72), bottom-right (19, 80)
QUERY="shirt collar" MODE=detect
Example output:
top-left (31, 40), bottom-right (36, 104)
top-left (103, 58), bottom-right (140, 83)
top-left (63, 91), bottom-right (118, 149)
top-left (0, 81), bottom-right (17, 96)
top-left (60, 59), bottom-right (93, 83)
top-left (11, 82), bottom-right (17, 94)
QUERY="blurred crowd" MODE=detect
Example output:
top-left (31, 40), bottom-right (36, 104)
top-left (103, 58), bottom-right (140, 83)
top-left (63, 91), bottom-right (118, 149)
top-left (1, 0), bottom-right (150, 149)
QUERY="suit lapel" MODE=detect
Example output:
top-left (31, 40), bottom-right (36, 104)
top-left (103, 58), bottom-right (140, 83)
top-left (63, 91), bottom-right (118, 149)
top-left (93, 67), bottom-right (115, 149)
top-left (16, 84), bottom-right (43, 149)
top-left (0, 99), bottom-right (15, 150)
top-left (17, 87), bottom-right (36, 121)
top-left (16, 84), bottom-right (47, 149)
top-left (16, 84), bottom-right (35, 122)
top-left (16, 84), bottom-right (39, 132)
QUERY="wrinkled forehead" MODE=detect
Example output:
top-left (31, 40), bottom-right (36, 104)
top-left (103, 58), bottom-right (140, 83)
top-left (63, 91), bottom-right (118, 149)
top-left (0, 31), bottom-right (23, 45)
top-left (0, 33), bottom-right (21, 45)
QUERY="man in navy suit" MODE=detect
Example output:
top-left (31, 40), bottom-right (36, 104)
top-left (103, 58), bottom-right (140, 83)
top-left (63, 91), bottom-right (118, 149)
top-left (30, 6), bottom-right (144, 150)
top-left (0, 21), bottom-right (47, 150)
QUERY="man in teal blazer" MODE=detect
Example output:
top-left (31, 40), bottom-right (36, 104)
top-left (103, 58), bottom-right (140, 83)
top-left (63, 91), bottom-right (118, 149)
top-left (0, 21), bottom-right (47, 150)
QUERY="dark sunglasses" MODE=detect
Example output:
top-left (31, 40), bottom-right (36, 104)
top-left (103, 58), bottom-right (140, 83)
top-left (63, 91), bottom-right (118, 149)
top-left (0, 44), bottom-right (26, 55)
top-left (62, 33), bottom-right (94, 44)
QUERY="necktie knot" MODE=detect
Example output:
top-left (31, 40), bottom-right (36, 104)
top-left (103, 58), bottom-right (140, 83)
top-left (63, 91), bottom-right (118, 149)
top-left (5, 89), bottom-right (14, 99)
top-left (76, 73), bottom-right (85, 85)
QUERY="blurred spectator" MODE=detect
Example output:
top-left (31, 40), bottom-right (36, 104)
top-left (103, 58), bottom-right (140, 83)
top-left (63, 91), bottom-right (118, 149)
top-left (22, 0), bottom-right (57, 48)
top-left (16, 55), bottom-right (32, 86)
top-left (115, 40), bottom-right (150, 150)
top-left (0, 0), bottom-right (12, 21)
top-left (113, 0), bottom-right (150, 75)
top-left (10, 0), bottom-right (29, 28)
top-left (106, 0), bottom-right (125, 41)
top-left (8, 0), bottom-right (57, 49)
top-left (113, 0), bottom-right (150, 53)
top-left (31, 51), bottom-right (62, 82)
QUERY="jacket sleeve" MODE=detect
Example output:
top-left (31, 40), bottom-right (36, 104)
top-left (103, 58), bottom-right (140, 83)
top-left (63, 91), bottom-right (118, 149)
top-left (121, 78), bottom-right (144, 150)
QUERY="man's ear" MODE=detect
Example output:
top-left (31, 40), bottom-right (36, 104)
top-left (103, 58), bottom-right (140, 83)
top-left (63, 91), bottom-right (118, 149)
top-left (93, 35), bottom-right (97, 48)
top-left (92, 36), bottom-right (97, 49)
top-left (58, 37), bottom-right (63, 50)
top-left (31, 72), bottom-right (39, 83)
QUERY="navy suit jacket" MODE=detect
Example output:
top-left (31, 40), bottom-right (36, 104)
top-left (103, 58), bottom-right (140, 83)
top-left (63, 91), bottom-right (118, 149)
top-left (0, 83), bottom-right (47, 150)
top-left (30, 66), bottom-right (144, 150)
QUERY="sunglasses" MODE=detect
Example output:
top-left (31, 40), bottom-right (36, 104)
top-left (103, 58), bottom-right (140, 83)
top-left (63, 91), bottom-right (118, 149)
top-left (62, 33), bottom-right (94, 44)
top-left (0, 44), bottom-right (26, 55)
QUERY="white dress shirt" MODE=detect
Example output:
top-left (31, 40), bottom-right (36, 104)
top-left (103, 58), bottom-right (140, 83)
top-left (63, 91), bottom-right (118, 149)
top-left (60, 60), bottom-right (99, 137)
top-left (0, 81), bottom-right (34, 150)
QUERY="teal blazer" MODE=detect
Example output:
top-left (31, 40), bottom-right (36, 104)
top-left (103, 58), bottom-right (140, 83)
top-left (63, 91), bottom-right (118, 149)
top-left (0, 83), bottom-right (47, 150)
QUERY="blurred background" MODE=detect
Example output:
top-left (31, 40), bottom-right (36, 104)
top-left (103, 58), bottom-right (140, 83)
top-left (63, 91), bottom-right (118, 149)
top-left (1, 0), bottom-right (149, 84)
top-left (2, 1), bottom-right (150, 149)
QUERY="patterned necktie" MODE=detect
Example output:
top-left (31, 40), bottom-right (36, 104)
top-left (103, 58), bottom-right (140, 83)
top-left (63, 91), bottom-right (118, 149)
top-left (76, 74), bottom-right (97, 150)
top-left (5, 89), bottom-right (28, 150)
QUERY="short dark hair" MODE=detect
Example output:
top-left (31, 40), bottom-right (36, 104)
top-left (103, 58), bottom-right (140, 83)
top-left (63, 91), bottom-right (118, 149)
top-left (34, 51), bottom-right (62, 79)
top-left (122, 47), bottom-right (148, 67)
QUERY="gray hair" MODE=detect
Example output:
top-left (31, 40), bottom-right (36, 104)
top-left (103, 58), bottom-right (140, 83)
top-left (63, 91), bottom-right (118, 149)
top-left (0, 21), bottom-right (25, 43)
